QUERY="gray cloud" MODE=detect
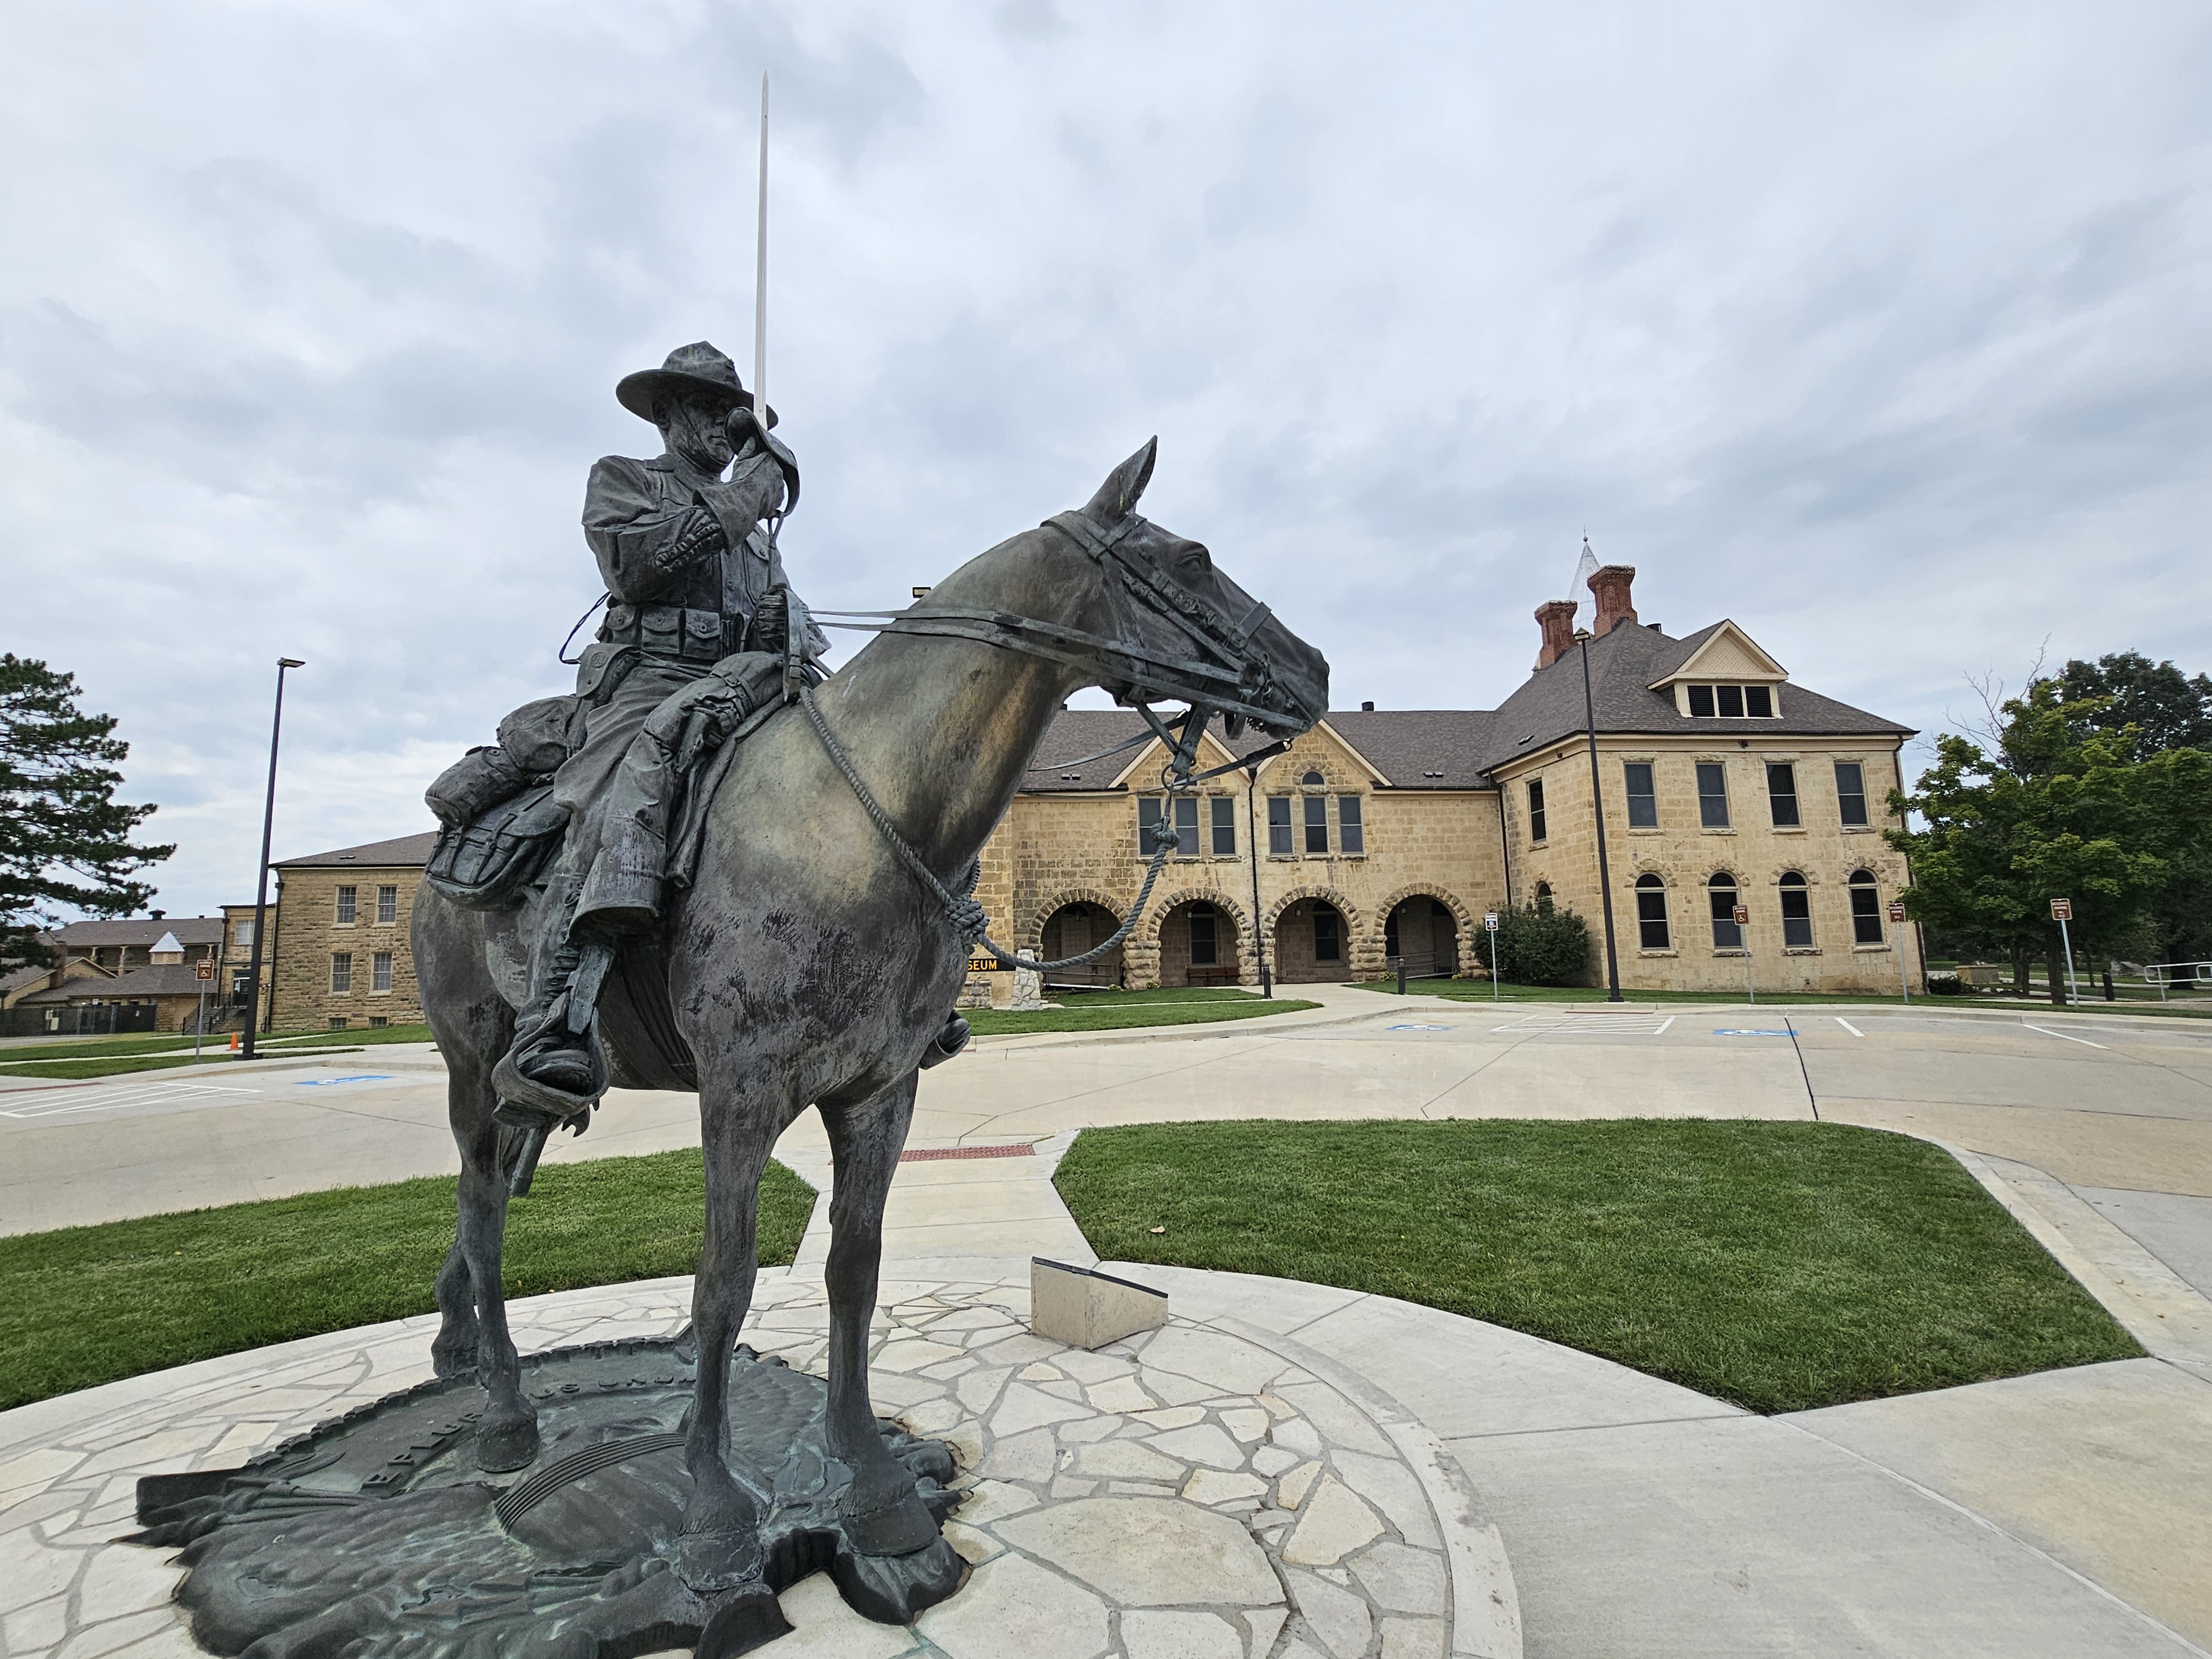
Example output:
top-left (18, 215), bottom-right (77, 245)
top-left (3, 0), bottom-right (2209, 919)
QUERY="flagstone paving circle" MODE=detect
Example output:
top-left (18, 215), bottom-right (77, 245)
top-left (0, 1273), bottom-right (1463, 1658)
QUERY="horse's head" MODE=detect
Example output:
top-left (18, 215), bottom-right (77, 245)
top-left (1058, 439), bottom-right (1329, 740)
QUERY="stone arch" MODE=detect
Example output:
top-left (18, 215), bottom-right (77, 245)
top-left (1026, 888), bottom-right (1131, 988)
top-left (1377, 885), bottom-right (1473, 979)
top-left (1262, 885), bottom-right (1365, 937)
top-left (1266, 886), bottom-right (1363, 985)
top-left (1023, 886), bottom-right (1128, 953)
top-left (1761, 864), bottom-right (1822, 887)
top-left (1146, 884), bottom-right (1254, 988)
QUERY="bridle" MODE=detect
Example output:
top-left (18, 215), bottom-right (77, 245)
top-left (799, 510), bottom-right (1302, 973)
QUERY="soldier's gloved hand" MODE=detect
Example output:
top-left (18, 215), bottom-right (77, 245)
top-left (644, 671), bottom-right (755, 775)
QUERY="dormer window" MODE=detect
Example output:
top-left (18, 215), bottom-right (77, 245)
top-left (1684, 684), bottom-right (1776, 718)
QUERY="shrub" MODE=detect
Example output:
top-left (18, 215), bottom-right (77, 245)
top-left (1927, 974), bottom-right (1965, 996)
top-left (1473, 903), bottom-right (1592, 987)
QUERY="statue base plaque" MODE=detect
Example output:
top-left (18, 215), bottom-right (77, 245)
top-left (127, 1336), bottom-right (963, 1658)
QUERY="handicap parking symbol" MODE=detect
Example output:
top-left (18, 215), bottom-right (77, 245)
top-left (1712, 1030), bottom-right (1792, 1038)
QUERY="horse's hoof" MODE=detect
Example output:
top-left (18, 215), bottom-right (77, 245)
top-left (695, 1583), bottom-right (790, 1659)
top-left (430, 1337), bottom-right (478, 1379)
top-left (474, 1414), bottom-right (539, 1473)
top-left (831, 1533), bottom-right (964, 1625)
top-left (840, 1486), bottom-right (940, 1557)
top-left (675, 1524), bottom-right (766, 1595)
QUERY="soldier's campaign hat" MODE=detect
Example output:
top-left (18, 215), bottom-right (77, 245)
top-left (615, 341), bottom-right (778, 427)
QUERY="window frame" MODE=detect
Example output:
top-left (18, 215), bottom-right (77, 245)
top-left (1624, 761), bottom-right (1658, 828)
top-left (375, 884), bottom-right (398, 925)
top-left (1745, 686), bottom-right (1775, 718)
top-left (334, 885), bottom-right (357, 926)
top-left (1849, 870), bottom-right (1884, 945)
top-left (371, 950), bottom-right (394, 993)
top-left (1337, 795), bottom-right (1364, 854)
top-left (1708, 873), bottom-right (1743, 950)
top-left (1312, 904), bottom-right (1342, 962)
top-left (1835, 761), bottom-right (1870, 827)
top-left (1766, 761), bottom-right (1801, 828)
top-left (1303, 794), bottom-right (1329, 855)
top-left (1695, 761), bottom-right (1730, 828)
top-left (1209, 796), bottom-right (1237, 857)
top-left (1687, 685), bottom-right (1717, 718)
top-left (1779, 872), bottom-right (1814, 948)
top-left (1267, 796), bottom-right (1293, 854)
top-left (330, 951), bottom-right (354, 994)
top-left (1634, 874), bottom-right (1670, 950)
top-left (1527, 778), bottom-right (1548, 843)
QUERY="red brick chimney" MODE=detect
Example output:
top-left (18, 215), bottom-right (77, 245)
top-left (1535, 599), bottom-right (1578, 669)
top-left (1587, 565), bottom-right (1637, 637)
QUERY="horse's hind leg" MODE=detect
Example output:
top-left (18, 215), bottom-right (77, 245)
top-left (430, 1240), bottom-right (476, 1378)
top-left (445, 1019), bottom-right (538, 1471)
top-left (817, 1074), bottom-right (962, 1616)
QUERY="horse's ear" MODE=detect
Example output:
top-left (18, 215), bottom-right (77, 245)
top-left (1082, 438), bottom-right (1157, 524)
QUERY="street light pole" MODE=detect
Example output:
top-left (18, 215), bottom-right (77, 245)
top-left (1245, 763), bottom-right (1270, 998)
top-left (241, 658), bottom-right (304, 1058)
top-left (1577, 630), bottom-right (1625, 1003)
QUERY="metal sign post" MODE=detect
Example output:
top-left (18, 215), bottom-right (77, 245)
top-left (1485, 912), bottom-right (1500, 1004)
top-left (2050, 898), bottom-right (2078, 1004)
top-left (1888, 901), bottom-right (1909, 1003)
top-left (194, 957), bottom-right (214, 1059)
top-left (1734, 904), bottom-right (1752, 1004)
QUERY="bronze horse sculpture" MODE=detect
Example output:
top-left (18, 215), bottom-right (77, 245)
top-left (408, 439), bottom-right (1329, 1636)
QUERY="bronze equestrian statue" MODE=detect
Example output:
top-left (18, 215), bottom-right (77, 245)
top-left (399, 371), bottom-right (1327, 1644)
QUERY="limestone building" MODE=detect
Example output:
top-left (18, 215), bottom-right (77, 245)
top-left (969, 565), bottom-right (1922, 995)
top-left (265, 832), bottom-right (437, 1030)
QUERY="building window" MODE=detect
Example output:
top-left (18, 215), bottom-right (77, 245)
top-left (231, 971), bottom-right (253, 1000)
top-left (1528, 779), bottom-right (1548, 842)
top-left (233, 920), bottom-right (255, 948)
top-left (1535, 881), bottom-right (1554, 916)
top-left (1688, 685), bottom-right (1715, 717)
top-left (372, 951), bottom-right (393, 992)
top-left (368, 1016), bottom-right (389, 1028)
top-left (1139, 796), bottom-right (1199, 857)
top-left (335, 885), bottom-right (357, 925)
top-left (1337, 796), bottom-right (1364, 854)
top-left (329, 1016), bottom-right (349, 1030)
top-left (1850, 870), bottom-right (1884, 944)
top-left (1686, 684), bottom-right (1777, 717)
top-left (1709, 873), bottom-right (1743, 950)
top-left (1835, 761), bottom-right (1870, 827)
top-left (1635, 874), bottom-right (1669, 949)
top-left (1210, 797), bottom-right (1237, 856)
top-left (1696, 763), bottom-right (1730, 828)
top-left (1624, 762), bottom-right (1657, 827)
top-left (1718, 685), bottom-right (1744, 718)
top-left (1188, 904), bottom-right (1218, 966)
top-left (1745, 686), bottom-right (1774, 717)
top-left (1767, 763), bottom-right (1800, 827)
top-left (1303, 795), bottom-right (1329, 854)
top-left (1301, 769), bottom-right (1324, 786)
top-left (376, 885), bottom-right (398, 924)
top-left (1268, 797), bottom-right (1293, 854)
top-left (1313, 905), bottom-right (1342, 962)
top-left (1780, 872), bottom-right (1814, 947)
top-left (330, 952), bottom-right (353, 993)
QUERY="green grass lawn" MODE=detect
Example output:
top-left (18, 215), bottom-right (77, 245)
top-left (0, 1150), bottom-right (816, 1410)
top-left (1355, 978), bottom-right (2212, 1015)
top-left (965, 986), bottom-right (1321, 1036)
top-left (1053, 1119), bottom-right (2140, 1413)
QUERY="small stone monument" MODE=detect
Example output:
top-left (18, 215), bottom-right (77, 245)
top-left (1009, 966), bottom-right (1047, 1010)
top-left (1029, 1258), bottom-right (1170, 1349)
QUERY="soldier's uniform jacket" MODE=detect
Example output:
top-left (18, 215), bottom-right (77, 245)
top-left (581, 449), bottom-right (825, 668)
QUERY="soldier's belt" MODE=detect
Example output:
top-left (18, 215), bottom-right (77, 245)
top-left (603, 603), bottom-right (727, 664)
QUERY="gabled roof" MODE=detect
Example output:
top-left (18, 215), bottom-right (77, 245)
top-left (19, 963), bottom-right (216, 1001)
top-left (50, 916), bottom-right (226, 947)
top-left (275, 831), bottom-right (440, 869)
top-left (1646, 619), bottom-right (1787, 687)
top-left (1475, 620), bottom-right (1912, 773)
top-left (1020, 709), bottom-right (1501, 792)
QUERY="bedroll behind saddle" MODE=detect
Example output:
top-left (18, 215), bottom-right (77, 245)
top-left (423, 693), bottom-right (588, 911)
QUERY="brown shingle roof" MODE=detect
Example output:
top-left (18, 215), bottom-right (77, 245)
top-left (275, 831), bottom-right (440, 869)
top-left (50, 917), bottom-right (226, 947)
top-left (1019, 710), bottom-right (1499, 792)
top-left (20, 963), bottom-right (216, 1001)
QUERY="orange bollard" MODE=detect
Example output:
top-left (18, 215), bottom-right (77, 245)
top-left (228, 1031), bottom-right (241, 1055)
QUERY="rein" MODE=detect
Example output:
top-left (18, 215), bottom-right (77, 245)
top-left (795, 509), bottom-right (1296, 977)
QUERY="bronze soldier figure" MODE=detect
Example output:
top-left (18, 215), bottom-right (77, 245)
top-left (503, 341), bottom-right (822, 1102)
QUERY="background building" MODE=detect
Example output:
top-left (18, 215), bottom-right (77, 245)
top-left (265, 833), bottom-right (437, 1031)
top-left (7, 915), bottom-right (229, 1034)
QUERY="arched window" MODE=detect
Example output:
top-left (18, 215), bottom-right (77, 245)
top-left (1301, 770), bottom-right (1325, 786)
top-left (1849, 870), bottom-right (1884, 945)
top-left (1779, 872), bottom-right (1813, 948)
top-left (1534, 881), bottom-right (1554, 917)
top-left (1635, 874), bottom-right (1670, 950)
top-left (1709, 872), bottom-right (1743, 950)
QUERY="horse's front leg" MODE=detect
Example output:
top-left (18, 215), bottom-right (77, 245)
top-left (676, 1095), bottom-right (777, 1591)
top-left (818, 1073), bottom-right (963, 1618)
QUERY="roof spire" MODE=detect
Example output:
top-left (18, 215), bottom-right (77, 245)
top-left (1571, 533), bottom-right (1599, 601)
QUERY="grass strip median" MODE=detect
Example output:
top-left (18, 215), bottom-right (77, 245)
top-left (0, 1150), bottom-right (816, 1410)
top-left (1053, 1118), bottom-right (2140, 1413)
top-left (964, 986), bottom-right (1321, 1036)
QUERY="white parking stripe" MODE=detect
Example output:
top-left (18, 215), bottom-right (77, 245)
top-left (0, 1079), bottom-right (260, 1120)
top-left (1655, 1016), bottom-right (1676, 1036)
top-left (2022, 1022), bottom-right (2107, 1050)
top-left (1834, 1018), bottom-right (1865, 1038)
top-left (1490, 1012), bottom-right (1676, 1035)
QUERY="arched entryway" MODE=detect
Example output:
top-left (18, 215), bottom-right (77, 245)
top-left (1037, 901), bottom-right (1125, 989)
top-left (1384, 895), bottom-right (1460, 979)
top-left (1157, 899), bottom-right (1241, 987)
top-left (1274, 896), bottom-right (1352, 984)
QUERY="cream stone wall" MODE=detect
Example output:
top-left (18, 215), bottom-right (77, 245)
top-left (1496, 735), bottom-right (1922, 994)
top-left (971, 724), bottom-right (1509, 990)
top-left (269, 865), bottom-right (427, 1031)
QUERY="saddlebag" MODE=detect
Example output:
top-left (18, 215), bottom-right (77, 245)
top-left (424, 785), bottom-right (569, 911)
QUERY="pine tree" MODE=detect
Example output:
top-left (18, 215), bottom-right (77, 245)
top-left (0, 655), bottom-right (174, 974)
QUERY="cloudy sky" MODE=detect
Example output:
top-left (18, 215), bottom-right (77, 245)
top-left (5, 1), bottom-right (2209, 920)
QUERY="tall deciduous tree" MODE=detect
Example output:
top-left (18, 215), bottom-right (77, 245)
top-left (0, 655), bottom-right (173, 974)
top-left (1888, 676), bottom-right (2212, 1000)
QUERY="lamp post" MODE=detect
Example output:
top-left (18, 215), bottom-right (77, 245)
top-left (241, 658), bottom-right (304, 1058)
top-left (1576, 629), bottom-right (1625, 1003)
top-left (1245, 762), bottom-right (1270, 997)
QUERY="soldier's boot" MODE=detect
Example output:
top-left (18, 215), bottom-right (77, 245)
top-left (492, 882), bottom-right (611, 1193)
